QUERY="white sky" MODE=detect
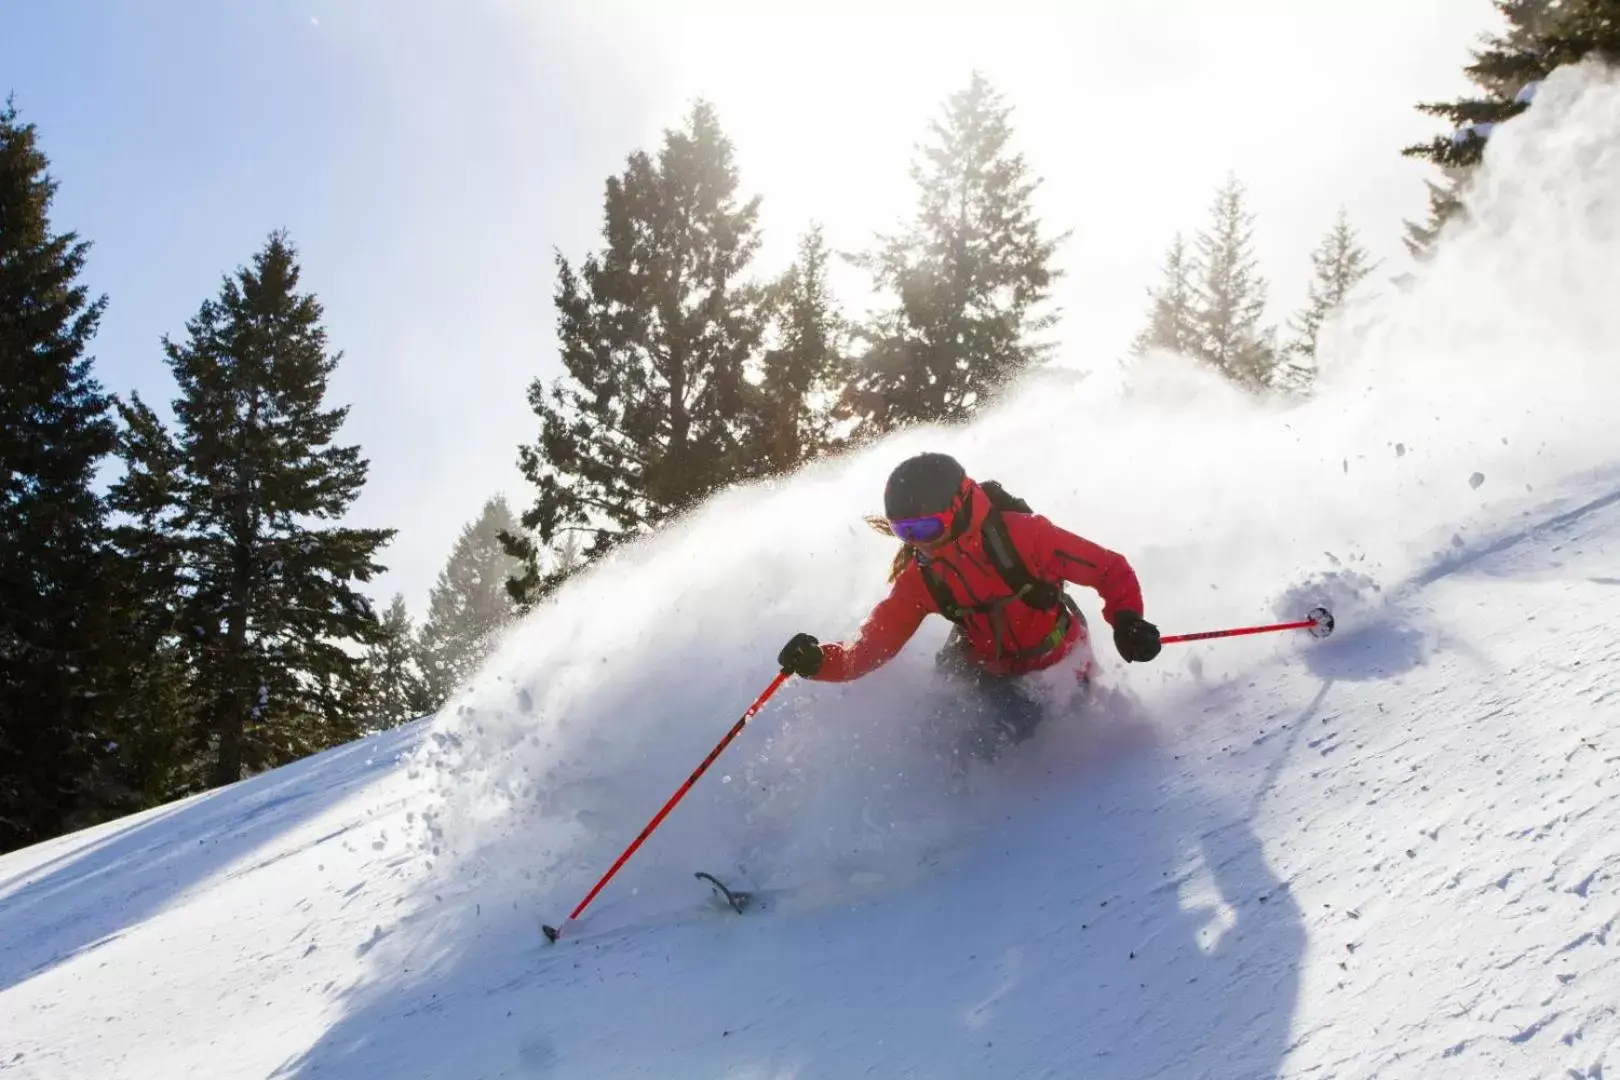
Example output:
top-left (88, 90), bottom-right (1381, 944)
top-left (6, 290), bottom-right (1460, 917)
top-left (548, 0), bottom-right (1492, 338)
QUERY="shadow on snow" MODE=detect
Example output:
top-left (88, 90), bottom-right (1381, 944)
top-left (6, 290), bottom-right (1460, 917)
top-left (0, 720), bottom-right (429, 993)
top-left (281, 691), bottom-right (1308, 1080)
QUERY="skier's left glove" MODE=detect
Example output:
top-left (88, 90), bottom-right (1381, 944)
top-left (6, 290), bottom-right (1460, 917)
top-left (778, 632), bottom-right (825, 677)
top-left (1113, 610), bottom-right (1162, 663)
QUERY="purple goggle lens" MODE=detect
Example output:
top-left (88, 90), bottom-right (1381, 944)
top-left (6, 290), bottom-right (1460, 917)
top-left (890, 514), bottom-right (948, 544)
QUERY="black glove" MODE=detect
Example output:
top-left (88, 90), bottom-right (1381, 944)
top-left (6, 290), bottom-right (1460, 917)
top-left (778, 632), bottom-right (825, 677)
top-left (1113, 610), bottom-right (1162, 663)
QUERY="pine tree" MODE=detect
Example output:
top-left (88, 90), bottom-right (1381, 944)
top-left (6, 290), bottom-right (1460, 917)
top-left (843, 71), bottom-right (1064, 434)
top-left (1280, 209), bottom-right (1378, 393)
top-left (499, 525), bottom-right (587, 614)
top-left (550, 531), bottom-right (584, 578)
top-left (1189, 175), bottom-right (1276, 390)
top-left (1401, 0), bottom-right (1620, 258)
top-left (99, 394), bottom-right (200, 808)
top-left (0, 102), bottom-right (119, 850)
top-left (111, 232), bottom-right (394, 789)
top-left (1402, 176), bottom-right (1468, 261)
top-left (1406, 1), bottom-right (1557, 171)
top-left (1400, 2), bottom-right (1548, 257)
top-left (1129, 232), bottom-right (1198, 359)
top-left (1537, 0), bottom-right (1620, 65)
top-left (754, 225), bottom-right (849, 474)
top-left (419, 495), bottom-right (523, 705)
top-left (510, 101), bottom-right (766, 600)
top-left (363, 595), bottom-right (432, 729)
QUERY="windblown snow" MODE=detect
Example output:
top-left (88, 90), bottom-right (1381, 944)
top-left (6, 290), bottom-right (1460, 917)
top-left (5, 62), bottom-right (1620, 1080)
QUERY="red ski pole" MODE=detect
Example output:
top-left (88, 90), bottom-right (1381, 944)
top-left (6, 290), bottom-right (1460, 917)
top-left (1160, 606), bottom-right (1335, 646)
top-left (542, 670), bottom-right (792, 943)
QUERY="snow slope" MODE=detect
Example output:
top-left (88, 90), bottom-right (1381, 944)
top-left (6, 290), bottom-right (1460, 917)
top-left (5, 62), bottom-right (1620, 1080)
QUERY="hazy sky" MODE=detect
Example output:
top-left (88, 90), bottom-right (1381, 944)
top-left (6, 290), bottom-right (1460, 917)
top-left (3, 0), bottom-right (1496, 615)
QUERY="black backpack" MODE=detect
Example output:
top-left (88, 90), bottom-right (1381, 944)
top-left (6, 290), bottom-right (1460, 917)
top-left (915, 481), bottom-right (1066, 624)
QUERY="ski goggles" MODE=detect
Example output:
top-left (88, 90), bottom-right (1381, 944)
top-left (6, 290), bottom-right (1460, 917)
top-left (888, 479), bottom-right (971, 545)
top-left (889, 512), bottom-right (951, 544)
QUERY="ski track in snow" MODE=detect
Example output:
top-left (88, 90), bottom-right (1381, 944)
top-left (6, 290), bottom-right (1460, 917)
top-left (6, 59), bottom-right (1620, 1080)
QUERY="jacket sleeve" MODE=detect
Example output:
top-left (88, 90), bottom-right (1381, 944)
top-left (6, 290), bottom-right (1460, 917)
top-left (1013, 514), bottom-right (1144, 626)
top-left (813, 565), bottom-right (935, 682)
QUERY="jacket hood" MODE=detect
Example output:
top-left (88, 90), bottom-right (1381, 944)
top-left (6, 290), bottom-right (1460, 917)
top-left (944, 478), bottom-right (991, 546)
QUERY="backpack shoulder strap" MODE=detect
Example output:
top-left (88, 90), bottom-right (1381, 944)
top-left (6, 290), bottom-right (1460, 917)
top-left (980, 506), bottom-right (1033, 590)
top-left (980, 505), bottom-right (1063, 610)
top-left (979, 480), bottom-right (1032, 514)
top-left (915, 556), bottom-right (966, 623)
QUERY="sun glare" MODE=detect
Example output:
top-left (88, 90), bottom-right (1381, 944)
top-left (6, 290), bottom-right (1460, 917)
top-left (518, 0), bottom-right (1490, 365)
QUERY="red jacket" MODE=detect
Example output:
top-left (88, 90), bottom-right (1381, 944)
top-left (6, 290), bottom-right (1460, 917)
top-left (814, 482), bottom-right (1143, 682)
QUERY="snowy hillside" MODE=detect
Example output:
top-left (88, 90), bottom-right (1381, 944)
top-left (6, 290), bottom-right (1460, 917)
top-left (6, 62), bottom-right (1620, 1080)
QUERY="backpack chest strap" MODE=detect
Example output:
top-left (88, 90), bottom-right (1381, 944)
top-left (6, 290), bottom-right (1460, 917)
top-left (918, 562), bottom-right (1076, 663)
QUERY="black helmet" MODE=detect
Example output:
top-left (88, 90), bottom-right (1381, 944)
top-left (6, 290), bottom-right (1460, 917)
top-left (884, 452), bottom-right (967, 520)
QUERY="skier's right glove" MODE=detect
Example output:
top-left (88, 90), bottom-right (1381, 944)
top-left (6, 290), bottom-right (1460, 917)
top-left (778, 632), bottom-right (825, 677)
top-left (1113, 610), bottom-right (1162, 663)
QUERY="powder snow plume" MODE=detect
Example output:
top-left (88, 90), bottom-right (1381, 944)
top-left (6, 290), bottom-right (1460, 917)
top-left (402, 62), bottom-right (1620, 928)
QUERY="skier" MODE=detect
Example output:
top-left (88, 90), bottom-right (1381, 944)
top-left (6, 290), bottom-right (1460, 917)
top-left (777, 452), bottom-right (1161, 743)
